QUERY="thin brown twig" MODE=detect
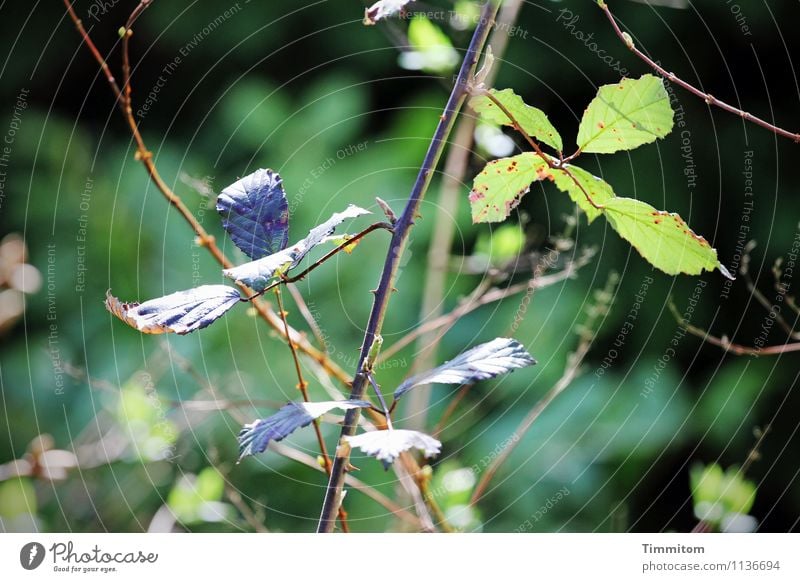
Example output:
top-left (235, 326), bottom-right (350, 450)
top-left (62, 0), bottom-right (354, 389)
top-left (598, 0), bottom-right (800, 143)
top-left (667, 300), bottom-right (800, 356)
top-left (417, 469), bottom-right (455, 532)
top-left (379, 248), bottom-right (594, 363)
top-left (226, 486), bottom-right (269, 533)
top-left (434, 384), bottom-right (472, 437)
top-left (469, 271), bottom-right (615, 506)
top-left (274, 287), bottom-right (349, 532)
top-left (772, 257), bottom-right (800, 318)
top-left (470, 337), bottom-right (592, 505)
top-left (740, 247), bottom-right (800, 340)
top-left (286, 284), bottom-right (328, 350)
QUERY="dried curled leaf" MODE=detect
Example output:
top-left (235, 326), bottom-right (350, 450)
top-left (224, 205), bottom-right (370, 291)
top-left (394, 337), bottom-right (536, 400)
top-left (345, 429), bottom-right (441, 468)
top-left (216, 169), bottom-right (289, 260)
top-left (105, 285), bottom-right (242, 335)
top-left (238, 400), bottom-right (372, 460)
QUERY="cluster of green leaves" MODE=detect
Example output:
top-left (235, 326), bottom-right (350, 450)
top-left (468, 74), bottom-right (732, 279)
top-left (690, 463), bottom-right (758, 532)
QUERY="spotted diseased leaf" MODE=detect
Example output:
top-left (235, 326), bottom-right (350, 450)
top-left (469, 154), bottom-right (615, 224)
top-left (393, 337), bottom-right (536, 400)
top-left (603, 197), bottom-right (733, 278)
top-left (345, 429), bottom-right (441, 468)
top-left (217, 169), bottom-right (289, 259)
top-left (224, 205), bottom-right (370, 291)
top-left (238, 400), bottom-right (372, 460)
top-left (470, 153), bottom-right (550, 223)
top-left (549, 163), bottom-right (616, 223)
top-left (364, 0), bottom-right (412, 25)
top-left (105, 285), bottom-right (242, 335)
top-left (576, 74), bottom-right (674, 154)
top-left (470, 89), bottom-right (562, 152)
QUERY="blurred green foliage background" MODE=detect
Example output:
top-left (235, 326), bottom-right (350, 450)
top-left (0, 0), bottom-right (798, 532)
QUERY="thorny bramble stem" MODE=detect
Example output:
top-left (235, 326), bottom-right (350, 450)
top-left (316, 1), bottom-right (502, 533)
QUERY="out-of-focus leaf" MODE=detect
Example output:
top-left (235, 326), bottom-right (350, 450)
top-left (346, 429), bottom-right (441, 468)
top-left (117, 381), bottom-right (178, 461)
top-left (393, 338), bottom-right (536, 400)
top-left (690, 463), bottom-right (757, 531)
top-left (451, 0), bottom-right (480, 30)
top-left (603, 197), bottom-right (732, 278)
top-left (167, 468), bottom-right (231, 525)
top-left (105, 285), bottom-right (242, 335)
top-left (576, 74), bottom-right (674, 154)
top-left (364, 0), bottom-right (412, 25)
top-left (474, 122), bottom-right (516, 158)
top-left (0, 477), bottom-right (37, 518)
top-left (400, 16), bottom-right (459, 74)
top-left (224, 205), bottom-right (370, 291)
top-left (238, 400), bottom-right (372, 460)
top-left (470, 88), bottom-right (562, 151)
top-left (216, 169), bottom-right (289, 259)
top-left (474, 223), bottom-right (525, 265)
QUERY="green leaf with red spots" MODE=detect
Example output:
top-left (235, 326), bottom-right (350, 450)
top-left (469, 153), bottom-right (550, 223)
top-left (469, 153), bottom-right (615, 224)
top-left (548, 163), bottom-right (616, 223)
top-left (469, 89), bottom-right (563, 152)
top-left (576, 74), bottom-right (674, 154)
top-left (602, 198), bottom-right (733, 278)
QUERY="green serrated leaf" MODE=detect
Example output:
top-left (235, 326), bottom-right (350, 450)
top-left (603, 197), bottom-right (730, 277)
top-left (469, 153), bottom-right (550, 223)
top-left (470, 89), bottom-right (562, 152)
top-left (577, 74), bottom-right (674, 154)
top-left (550, 164), bottom-right (616, 223)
